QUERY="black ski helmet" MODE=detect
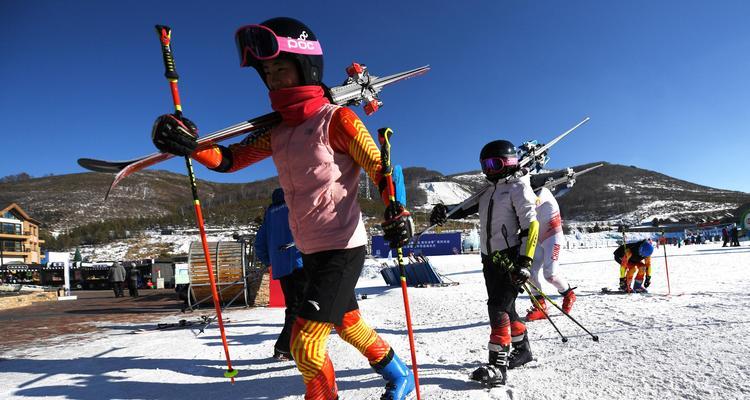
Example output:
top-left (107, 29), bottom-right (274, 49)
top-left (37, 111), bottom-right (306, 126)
top-left (480, 140), bottom-right (519, 181)
top-left (235, 17), bottom-right (324, 87)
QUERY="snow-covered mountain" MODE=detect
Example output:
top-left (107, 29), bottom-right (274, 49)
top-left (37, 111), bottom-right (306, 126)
top-left (417, 181), bottom-right (474, 206)
top-left (1, 162), bottom-right (748, 233)
top-left (405, 162), bottom-right (750, 225)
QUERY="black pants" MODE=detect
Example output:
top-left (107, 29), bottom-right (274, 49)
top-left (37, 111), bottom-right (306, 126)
top-left (112, 281), bottom-right (124, 297)
top-left (275, 267), bottom-right (308, 352)
top-left (481, 250), bottom-right (521, 323)
top-left (298, 246), bottom-right (365, 325)
top-left (128, 282), bottom-right (139, 297)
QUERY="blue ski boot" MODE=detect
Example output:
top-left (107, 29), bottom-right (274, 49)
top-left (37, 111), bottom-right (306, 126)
top-left (633, 278), bottom-right (648, 293)
top-left (373, 350), bottom-right (415, 400)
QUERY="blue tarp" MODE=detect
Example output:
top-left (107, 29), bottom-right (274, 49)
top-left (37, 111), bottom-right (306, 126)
top-left (380, 259), bottom-right (445, 287)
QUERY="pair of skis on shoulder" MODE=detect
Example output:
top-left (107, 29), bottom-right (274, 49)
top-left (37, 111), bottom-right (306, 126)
top-left (416, 117), bottom-right (595, 239)
top-left (78, 64), bottom-right (430, 198)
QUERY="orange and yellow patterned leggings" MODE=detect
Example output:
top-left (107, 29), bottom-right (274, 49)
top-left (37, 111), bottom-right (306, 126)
top-left (290, 309), bottom-right (391, 400)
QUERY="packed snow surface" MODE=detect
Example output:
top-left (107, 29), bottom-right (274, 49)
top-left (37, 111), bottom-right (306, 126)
top-left (2, 243), bottom-right (750, 399)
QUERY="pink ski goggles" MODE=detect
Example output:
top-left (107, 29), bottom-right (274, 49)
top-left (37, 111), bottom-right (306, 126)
top-left (480, 156), bottom-right (518, 175)
top-left (235, 24), bottom-right (323, 67)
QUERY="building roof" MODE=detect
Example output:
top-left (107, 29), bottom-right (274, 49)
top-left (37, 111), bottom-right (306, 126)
top-left (0, 203), bottom-right (41, 226)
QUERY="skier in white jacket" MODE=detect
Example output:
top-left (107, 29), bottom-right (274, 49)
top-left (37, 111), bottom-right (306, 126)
top-left (430, 139), bottom-right (539, 387)
top-left (525, 187), bottom-right (576, 321)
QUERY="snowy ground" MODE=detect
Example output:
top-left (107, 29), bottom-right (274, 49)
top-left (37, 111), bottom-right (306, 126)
top-left (2, 242), bottom-right (750, 399)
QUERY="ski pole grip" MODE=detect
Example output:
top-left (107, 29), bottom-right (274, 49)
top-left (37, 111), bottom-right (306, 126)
top-left (377, 127), bottom-right (393, 175)
top-left (155, 24), bottom-right (182, 116)
top-left (377, 127), bottom-right (396, 203)
top-left (156, 25), bottom-right (179, 80)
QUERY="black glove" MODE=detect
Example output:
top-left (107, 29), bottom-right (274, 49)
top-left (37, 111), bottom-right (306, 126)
top-left (644, 275), bottom-right (651, 288)
top-left (382, 201), bottom-right (414, 248)
top-left (152, 114), bottom-right (199, 156)
top-left (619, 277), bottom-right (627, 291)
top-left (430, 204), bottom-right (448, 226)
top-left (511, 256), bottom-right (532, 286)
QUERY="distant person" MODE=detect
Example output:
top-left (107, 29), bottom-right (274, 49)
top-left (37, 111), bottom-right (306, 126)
top-left (614, 240), bottom-right (654, 293)
top-left (731, 226), bottom-right (740, 246)
top-left (525, 187), bottom-right (576, 321)
top-left (127, 267), bottom-right (140, 297)
top-left (254, 188), bottom-right (306, 361)
top-left (721, 228), bottom-right (729, 247)
top-left (108, 262), bottom-right (126, 298)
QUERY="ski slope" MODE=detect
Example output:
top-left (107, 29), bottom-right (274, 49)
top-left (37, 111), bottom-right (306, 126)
top-left (2, 242), bottom-right (749, 399)
top-left (418, 181), bottom-right (474, 208)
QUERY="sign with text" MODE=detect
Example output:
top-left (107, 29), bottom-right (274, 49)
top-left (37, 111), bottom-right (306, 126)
top-left (371, 232), bottom-right (462, 257)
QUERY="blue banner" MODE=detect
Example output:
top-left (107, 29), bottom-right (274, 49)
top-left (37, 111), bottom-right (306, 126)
top-left (371, 232), bottom-right (462, 257)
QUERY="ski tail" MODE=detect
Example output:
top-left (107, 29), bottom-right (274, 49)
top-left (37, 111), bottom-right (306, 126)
top-left (535, 163), bottom-right (604, 193)
top-left (78, 157), bottom-right (150, 173)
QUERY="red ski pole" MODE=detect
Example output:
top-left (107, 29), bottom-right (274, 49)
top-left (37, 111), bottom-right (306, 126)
top-left (155, 25), bottom-right (237, 383)
top-left (662, 233), bottom-right (671, 296)
top-left (378, 127), bottom-right (421, 400)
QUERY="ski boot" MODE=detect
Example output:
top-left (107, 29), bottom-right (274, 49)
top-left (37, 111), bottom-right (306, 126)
top-left (561, 287), bottom-right (577, 313)
top-left (470, 343), bottom-right (509, 386)
top-left (374, 350), bottom-right (415, 400)
top-left (618, 277), bottom-right (628, 292)
top-left (633, 279), bottom-right (648, 293)
top-left (273, 347), bottom-right (293, 361)
top-left (525, 297), bottom-right (547, 321)
top-left (508, 332), bottom-right (533, 369)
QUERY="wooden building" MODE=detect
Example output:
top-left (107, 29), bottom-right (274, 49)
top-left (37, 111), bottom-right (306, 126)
top-left (0, 203), bottom-right (44, 265)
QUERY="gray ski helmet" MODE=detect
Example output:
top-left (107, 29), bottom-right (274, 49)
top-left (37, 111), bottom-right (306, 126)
top-left (480, 140), bottom-right (519, 180)
top-left (235, 17), bottom-right (324, 87)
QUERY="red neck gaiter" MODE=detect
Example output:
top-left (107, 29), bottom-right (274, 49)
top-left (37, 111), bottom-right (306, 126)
top-left (269, 85), bottom-right (330, 126)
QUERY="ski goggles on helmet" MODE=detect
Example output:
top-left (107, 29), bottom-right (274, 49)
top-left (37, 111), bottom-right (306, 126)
top-left (235, 24), bottom-right (323, 67)
top-left (480, 156), bottom-right (518, 175)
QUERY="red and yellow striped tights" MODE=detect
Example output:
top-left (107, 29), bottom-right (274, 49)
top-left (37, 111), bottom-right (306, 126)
top-left (290, 309), bottom-right (391, 400)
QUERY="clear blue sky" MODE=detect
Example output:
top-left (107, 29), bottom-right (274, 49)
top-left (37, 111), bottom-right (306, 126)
top-left (2, 1), bottom-right (749, 192)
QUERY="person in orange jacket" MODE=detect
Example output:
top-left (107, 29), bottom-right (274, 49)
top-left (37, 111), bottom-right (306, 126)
top-left (613, 239), bottom-right (653, 293)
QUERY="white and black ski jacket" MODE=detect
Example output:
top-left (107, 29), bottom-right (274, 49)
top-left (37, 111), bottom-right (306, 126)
top-left (443, 174), bottom-right (539, 258)
top-left (477, 174), bottom-right (538, 256)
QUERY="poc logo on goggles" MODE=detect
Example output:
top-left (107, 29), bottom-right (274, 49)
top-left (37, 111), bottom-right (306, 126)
top-left (286, 38), bottom-right (317, 51)
top-left (281, 31), bottom-right (322, 55)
